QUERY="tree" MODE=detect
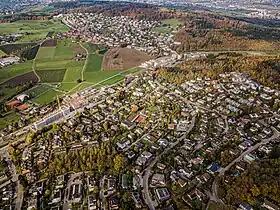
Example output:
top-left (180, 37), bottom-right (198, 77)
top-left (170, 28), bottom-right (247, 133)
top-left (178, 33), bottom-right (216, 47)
top-left (26, 130), bottom-right (35, 144)
top-left (77, 79), bottom-right (82, 83)
top-left (123, 191), bottom-right (132, 202)
top-left (113, 154), bottom-right (125, 174)
top-left (45, 189), bottom-right (51, 197)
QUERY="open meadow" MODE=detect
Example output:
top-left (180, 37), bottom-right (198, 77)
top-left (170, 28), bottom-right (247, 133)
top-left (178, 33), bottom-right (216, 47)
top-left (0, 20), bottom-right (69, 43)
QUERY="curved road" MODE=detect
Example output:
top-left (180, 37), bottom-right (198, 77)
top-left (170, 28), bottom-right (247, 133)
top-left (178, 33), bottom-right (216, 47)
top-left (142, 115), bottom-right (196, 210)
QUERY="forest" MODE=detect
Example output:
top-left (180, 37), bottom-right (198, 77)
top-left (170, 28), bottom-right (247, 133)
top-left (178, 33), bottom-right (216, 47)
top-left (217, 159), bottom-right (280, 206)
top-left (158, 53), bottom-right (280, 90)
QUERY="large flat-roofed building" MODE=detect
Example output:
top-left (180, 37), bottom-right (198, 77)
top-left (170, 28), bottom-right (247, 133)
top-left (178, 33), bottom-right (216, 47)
top-left (34, 106), bottom-right (71, 130)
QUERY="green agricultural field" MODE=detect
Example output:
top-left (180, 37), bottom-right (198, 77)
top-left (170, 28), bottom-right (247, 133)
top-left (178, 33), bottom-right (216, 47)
top-left (0, 60), bottom-right (33, 83)
top-left (0, 20), bottom-right (69, 43)
top-left (0, 43), bottom-right (37, 55)
top-left (82, 42), bottom-right (102, 53)
top-left (63, 65), bottom-right (83, 82)
top-left (0, 87), bottom-right (18, 103)
top-left (36, 69), bottom-right (66, 83)
top-left (36, 46), bottom-right (56, 60)
top-left (32, 89), bottom-right (62, 105)
top-left (35, 59), bottom-right (70, 70)
top-left (83, 70), bottom-right (123, 84)
top-left (85, 54), bottom-right (103, 72)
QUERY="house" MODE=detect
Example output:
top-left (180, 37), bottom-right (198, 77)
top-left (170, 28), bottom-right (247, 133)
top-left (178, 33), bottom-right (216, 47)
top-left (117, 139), bottom-right (130, 150)
top-left (88, 195), bottom-right (97, 210)
top-left (157, 163), bottom-right (166, 170)
top-left (187, 188), bottom-right (206, 201)
top-left (151, 174), bottom-right (165, 186)
top-left (121, 121), bottom-right (135, 130)
top-left (155, 188), bottom-right (170, 202)
top-left (132, 192), bottom-right (143, 208)
top-left (262, 199), bottom-right (280, 210)
top-left (71, 183), bottom-right (82, 203)
top-left (121, 174), bottom-right (129, 189)
top-left (238, 201), bottom-right (253, 210)
top-left (52, 189), bottom-right (61, 203)
top-left (207, 162), bottom-right (220, 174)
top-left (244, 154), bottom-right (256, 163)
top-left (190, 157), bottom-right (204, 165)
top-left (177, 178), bottom-right (187, 187)
top-left (109, 196), bottom-right (119, 209)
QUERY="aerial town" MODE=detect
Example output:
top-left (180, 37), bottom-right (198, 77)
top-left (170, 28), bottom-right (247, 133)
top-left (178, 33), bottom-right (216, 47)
top-left (0, 69), bottom-right (279, 209)
top-left (63, 13), bottom-right (180, 57)
top-left (0, 0), bottom-right (280, 210)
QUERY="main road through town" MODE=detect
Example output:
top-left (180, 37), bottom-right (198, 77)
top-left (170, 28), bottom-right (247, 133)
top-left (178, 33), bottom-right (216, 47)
top-left (142, 114), bottom-right (196, 210)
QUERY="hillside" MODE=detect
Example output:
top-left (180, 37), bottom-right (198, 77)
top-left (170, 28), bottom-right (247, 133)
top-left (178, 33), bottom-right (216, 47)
top-left (158, 53), bottom-right (280, 90)
top-left (102, 48), bottom-right (152, 71)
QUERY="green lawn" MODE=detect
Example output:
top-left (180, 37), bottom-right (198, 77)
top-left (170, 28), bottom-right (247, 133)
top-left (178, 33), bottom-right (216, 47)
top-left (0, 61), bottom-right (33, 83)
top-left (32, 89), bottom-right (62, 105)
top-left (36, 47), bottom-right (56, 60)
top-left (85, 54), bottom-right (103, 72)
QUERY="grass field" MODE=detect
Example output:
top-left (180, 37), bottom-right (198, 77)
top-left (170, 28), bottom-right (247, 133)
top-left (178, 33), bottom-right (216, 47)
top-left (0, 112), bottom-right (20, 129)
top-left (153, 18), bottom-right (182, 34)
top-left (32, 89), bottom-right (62, 105)
top-left (0, 87), bottom-right (18, 103)
top-left (58, 83), bottom-right (79, 91)
top-left (36, 69), bottom-right (66, 83)
top-left (84, 70), bottom-right (123, 83)
top-left (0, 43), bottom-right (37, 55)
top-left (0, 20), bottom-right (69, 43)
top-left (36, 47), bottom-right (56, 60)
top-left (0, 60), bottom-right (33, 83)
top-left (85, 54), bottom-right (103, 72)
top-left (82, 42), bottom-right (102, 53)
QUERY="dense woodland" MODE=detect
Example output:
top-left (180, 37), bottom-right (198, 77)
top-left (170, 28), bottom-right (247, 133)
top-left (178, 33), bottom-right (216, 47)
top-left (158, 54), bottom-right (280, 90)
top-left (217, 159), bottom-right (280, 206)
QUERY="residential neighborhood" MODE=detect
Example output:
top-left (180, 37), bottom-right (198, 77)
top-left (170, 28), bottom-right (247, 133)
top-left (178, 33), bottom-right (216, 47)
top-left (62, 13), bottom-right (179, 57)
top-left (0, 69), bottom-right (279, 209)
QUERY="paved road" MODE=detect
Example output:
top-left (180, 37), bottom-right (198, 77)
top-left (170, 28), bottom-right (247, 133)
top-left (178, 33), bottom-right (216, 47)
top-left (142, 115), bottom-right (196, 210)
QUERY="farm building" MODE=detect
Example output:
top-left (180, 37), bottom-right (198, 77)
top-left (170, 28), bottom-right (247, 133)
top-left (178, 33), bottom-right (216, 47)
top-left (16, 94), bottom-right (30, 102)
top-left (16, 104), bottom-right (30, 111)
top-left (6, 100), bottom-right (21, 108)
